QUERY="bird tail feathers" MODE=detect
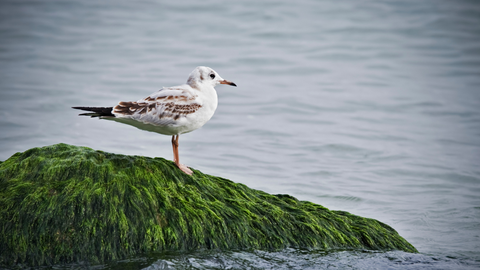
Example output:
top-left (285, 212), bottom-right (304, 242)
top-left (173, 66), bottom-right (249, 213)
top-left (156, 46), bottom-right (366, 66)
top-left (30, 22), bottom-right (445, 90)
top-left (72, 106), bottom-right (115, 117)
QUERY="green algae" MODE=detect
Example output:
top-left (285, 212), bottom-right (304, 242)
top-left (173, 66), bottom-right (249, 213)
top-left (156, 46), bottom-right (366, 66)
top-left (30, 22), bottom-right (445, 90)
top-left (0, 143), bottom-right (417, 266)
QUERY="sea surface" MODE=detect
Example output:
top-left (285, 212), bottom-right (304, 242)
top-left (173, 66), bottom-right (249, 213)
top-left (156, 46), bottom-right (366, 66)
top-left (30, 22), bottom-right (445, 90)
top-left (1, 0), bottom-right (480, 269)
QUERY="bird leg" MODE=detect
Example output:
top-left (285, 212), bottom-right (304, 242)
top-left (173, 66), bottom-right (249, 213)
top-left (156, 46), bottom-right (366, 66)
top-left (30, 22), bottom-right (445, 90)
top-left (171, 135), bottom-right (193, 175)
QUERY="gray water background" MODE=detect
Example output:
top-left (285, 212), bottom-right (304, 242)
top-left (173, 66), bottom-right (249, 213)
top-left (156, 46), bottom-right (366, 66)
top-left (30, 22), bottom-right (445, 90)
top-left (1, 0), bottom-right (479, 269)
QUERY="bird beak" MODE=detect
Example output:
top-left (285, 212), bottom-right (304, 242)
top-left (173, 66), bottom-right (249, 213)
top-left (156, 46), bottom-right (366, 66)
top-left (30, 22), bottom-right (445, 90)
top-left (220, 80), bottom-right (237, 87)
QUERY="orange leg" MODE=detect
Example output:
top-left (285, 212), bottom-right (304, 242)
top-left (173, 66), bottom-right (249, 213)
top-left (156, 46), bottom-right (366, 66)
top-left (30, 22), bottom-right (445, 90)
top-left (171, 135), bottom-right (193, 175)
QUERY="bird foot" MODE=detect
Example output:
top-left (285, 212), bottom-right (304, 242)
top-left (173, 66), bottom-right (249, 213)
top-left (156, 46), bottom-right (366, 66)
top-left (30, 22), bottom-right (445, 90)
top-left (176, 163), bottom-right (193, 175)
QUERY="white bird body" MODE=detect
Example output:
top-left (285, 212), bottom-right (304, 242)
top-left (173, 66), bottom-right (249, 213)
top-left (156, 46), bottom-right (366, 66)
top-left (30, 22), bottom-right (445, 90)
top-left (109, 83), bottom-right (218, 136)
top-left (73, 66), bottom-right (236, 175)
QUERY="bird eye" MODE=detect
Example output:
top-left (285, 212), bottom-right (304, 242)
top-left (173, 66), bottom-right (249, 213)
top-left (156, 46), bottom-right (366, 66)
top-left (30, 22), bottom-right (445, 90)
top-left (210, 73), bottom-right (215, 79)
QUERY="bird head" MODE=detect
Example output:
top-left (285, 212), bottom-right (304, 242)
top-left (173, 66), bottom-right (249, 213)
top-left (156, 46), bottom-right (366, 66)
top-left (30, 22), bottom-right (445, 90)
top-left (187, 66), bottom-right (236, 89)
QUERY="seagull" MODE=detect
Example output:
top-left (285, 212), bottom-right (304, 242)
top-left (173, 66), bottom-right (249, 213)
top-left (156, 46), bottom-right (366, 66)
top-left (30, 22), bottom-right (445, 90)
top-left (73, 66), bottom-right (236, 175)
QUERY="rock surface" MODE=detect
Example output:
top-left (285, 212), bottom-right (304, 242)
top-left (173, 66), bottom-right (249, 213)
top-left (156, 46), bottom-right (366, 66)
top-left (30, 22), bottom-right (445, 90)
top-left (0, 143), bottom-right (417, 266)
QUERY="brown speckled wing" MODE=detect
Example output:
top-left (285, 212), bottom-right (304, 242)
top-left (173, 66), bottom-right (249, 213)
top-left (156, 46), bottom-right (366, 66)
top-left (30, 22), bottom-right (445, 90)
top-left (113, 100), bottom-right (202, 123)
top-left (113, 101), bottom-right (157, 116)
top-left (113, 86), bottom-right (203, 124)
top-left (157, 102), bottom-right (202, 120)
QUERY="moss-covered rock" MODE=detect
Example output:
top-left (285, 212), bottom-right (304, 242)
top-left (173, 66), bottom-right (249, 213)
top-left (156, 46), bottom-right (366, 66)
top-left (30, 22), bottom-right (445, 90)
top-left (0, 143), bottom-right (417, 266)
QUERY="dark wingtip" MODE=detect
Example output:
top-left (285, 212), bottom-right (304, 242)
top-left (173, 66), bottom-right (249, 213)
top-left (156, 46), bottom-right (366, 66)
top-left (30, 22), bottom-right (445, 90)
top-left (72, 106), bottom-right (114, 117)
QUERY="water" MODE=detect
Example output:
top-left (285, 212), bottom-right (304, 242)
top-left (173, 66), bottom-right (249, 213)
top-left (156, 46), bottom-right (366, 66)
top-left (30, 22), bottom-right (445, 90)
top-left (1, 0), bottom-right (479, 269)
